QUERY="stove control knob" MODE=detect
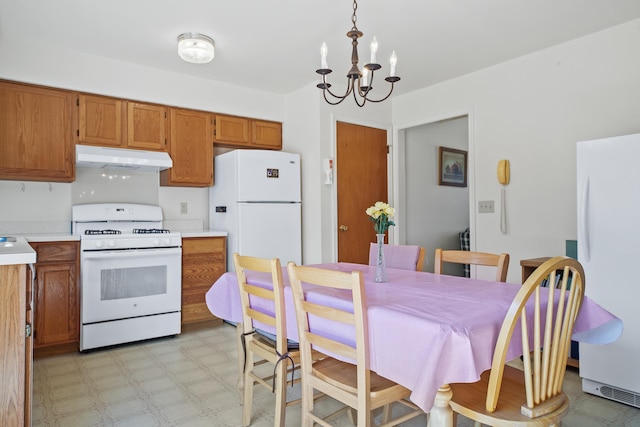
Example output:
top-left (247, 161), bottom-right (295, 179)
top-left (108, 240), bottom-right (116, 248)
top-left (95, 240), bottom-right (103, 248)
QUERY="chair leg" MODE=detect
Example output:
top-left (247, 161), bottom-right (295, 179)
top-left (301, 379), bottom-right (315, 427)
top-left (382, 404), bottom-right (391, 423)
top-left (357, 402), bottom-right (371, 426)
top-left (242, 350), bottom-right (254, 427)
top-left (273, 357), bottom-right (288, 427)
top-left (236, 323), bottom-right (245, 395)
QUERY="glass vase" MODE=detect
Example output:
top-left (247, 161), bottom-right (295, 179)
top-left (374, 233), bottom-right (387, 283)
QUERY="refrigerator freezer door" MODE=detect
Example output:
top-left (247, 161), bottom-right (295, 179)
top-left (236, 202), bottom-right (302, 268)
top-left (577, 134), bottom-right (640, 397)
top-left (236, 150), bottom-right (301, 202)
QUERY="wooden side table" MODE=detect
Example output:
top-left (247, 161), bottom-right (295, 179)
top-left (519, 256), bottom-right (579, 368)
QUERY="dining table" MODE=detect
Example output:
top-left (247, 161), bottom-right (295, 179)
top-left (205, 262), bottom-right (622, 427)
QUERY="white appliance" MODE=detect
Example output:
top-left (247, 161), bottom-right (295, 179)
top-left (210, 150), bottom-right (302, 271)
top-left (577, 133), bottom-right (640, 408)
top-left (72, 203), bottom-right (182, 351)
top-left (76, 144), bottom-right (173, 171)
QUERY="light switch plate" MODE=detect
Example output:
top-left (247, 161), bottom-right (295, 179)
top-left (478, 200), bottom-right (495, 213)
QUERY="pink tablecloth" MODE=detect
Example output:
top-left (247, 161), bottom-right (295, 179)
top-left (205, 262), bottom-right (622, 412)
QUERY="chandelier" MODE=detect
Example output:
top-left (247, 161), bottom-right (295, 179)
top-left (316, 0), bottom-right (400, 107)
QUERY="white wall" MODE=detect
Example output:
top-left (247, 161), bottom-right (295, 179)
top-left (392, 19), bottom-right (640, 283)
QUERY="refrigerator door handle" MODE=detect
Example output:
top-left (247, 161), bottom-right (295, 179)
top-left (578, 177), bottom-right (590, 261)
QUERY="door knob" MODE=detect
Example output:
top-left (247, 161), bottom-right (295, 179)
top-left (339, 225), bottom-right (349, 231)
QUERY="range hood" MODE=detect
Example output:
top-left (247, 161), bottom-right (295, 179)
top-left (76, 145), bottom-right (172, 171)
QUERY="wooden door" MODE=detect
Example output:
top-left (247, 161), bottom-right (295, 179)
top-left (161, 108), bottom-right (213, 187)
top-left (251, 120), bottom-right (282, 149)
top-left (34, 262), bottom-right (78, 347)
top-left (127, 101), bottom-right (168, 151)
top-left (337, 121), bottom-right (388, 264)
top-left (0, 81), bottom-right (76, 182)
top-left (214, 114), bottom-right (251, 145)
top-left (78, 94), bottom-right (125, 147)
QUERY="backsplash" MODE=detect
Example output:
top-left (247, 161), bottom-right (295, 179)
top-left (0, 168), bottom-right (211, 234)
top-left (72, 167), bottom-right (159, 205)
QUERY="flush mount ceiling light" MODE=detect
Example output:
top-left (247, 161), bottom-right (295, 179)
top-left (177, 32), bottom-right (214, 64)
top-left (316, 0), bottom-right (400, 107)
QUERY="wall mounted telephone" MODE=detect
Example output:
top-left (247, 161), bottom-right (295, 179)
top-left (497, 159), bottom-right (510, 234)
top-left (497, 159), bottom-right (510, 185)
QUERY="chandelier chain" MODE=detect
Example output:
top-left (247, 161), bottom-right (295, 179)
top-left (351, 0), bottom-right (358, 31)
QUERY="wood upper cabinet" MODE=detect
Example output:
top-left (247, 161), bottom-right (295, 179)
top-left (78, 94), bottom-right (125, 147)
top-left (31, 242), bottom-right (79, 351)
top-left (252, 119), bottom-right (283, 149)
top-left (0, 81), bottom-right (76, 182)
top-left (78, 96), bottom-right (168, 151)
top-left (181, 237), bottom-right (226, 325)
top-left (127, 101), bottom-right (168, 151)
top-left (160, 108), bottom-right (214, 187)
top-left (214, 114), bottom-right (282, 150)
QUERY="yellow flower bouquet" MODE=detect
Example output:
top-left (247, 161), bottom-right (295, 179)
top-left (366, 201), bottom-right (396, 234)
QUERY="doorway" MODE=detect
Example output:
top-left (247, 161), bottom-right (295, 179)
top-left (336, 121), bottom-right (388, 264)
top-left (400, 116), bottom-right (470, 273)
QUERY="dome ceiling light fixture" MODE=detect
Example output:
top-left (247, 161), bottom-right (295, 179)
top-left (316, 0), bottom-right (400, 107)
top-left (177, 32), bottom-right (215, 64)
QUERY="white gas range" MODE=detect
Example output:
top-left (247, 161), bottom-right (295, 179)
top-left (72, 203), bottom-right (182, 351)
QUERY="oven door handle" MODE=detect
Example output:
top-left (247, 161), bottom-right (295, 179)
top-left (82, 247), bottom-right (182, 260)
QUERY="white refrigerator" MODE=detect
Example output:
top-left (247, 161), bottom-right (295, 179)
top-left (577, 133), bottom-right (640, 407)
top-left (209, 149), bottom-right (302, 271)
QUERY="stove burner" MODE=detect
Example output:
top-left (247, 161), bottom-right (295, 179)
top-left (132, 228), bottom-right (171, 234)
top-left (85, 229), bottom-right (122, 235)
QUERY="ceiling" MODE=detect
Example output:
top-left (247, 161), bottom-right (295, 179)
top-left (2, 0), bottom-right (640, 98)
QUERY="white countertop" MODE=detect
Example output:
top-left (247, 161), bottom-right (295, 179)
top-left (0, 236), bottom-right (37, 265)
top-left (180, 230), bottom-right (227, 238)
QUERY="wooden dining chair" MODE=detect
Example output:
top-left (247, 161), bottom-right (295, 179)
top-left (434, 248), bottom-right (510, 282)
top-left (449, 256), bottom-right (585, 427)
top-left (369, 244), bottom-right (426, 271)
top-left (287, 262), bottom-right (424, 427)
top-left (234, 253), bottom-right (301, 427)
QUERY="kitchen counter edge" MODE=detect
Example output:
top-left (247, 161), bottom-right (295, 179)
top-left (180, 230), bottom-right (228, 238)
top-left (0, 236), bottom-right (37, 266)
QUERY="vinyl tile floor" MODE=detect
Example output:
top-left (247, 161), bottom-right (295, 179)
top-left (33, 322), bottom-right (640, 426)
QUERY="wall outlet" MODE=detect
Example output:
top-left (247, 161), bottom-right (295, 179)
top-left (478, 200), bottom-right (495, 213)
top-left (180, 202), bottom-right (188, 214)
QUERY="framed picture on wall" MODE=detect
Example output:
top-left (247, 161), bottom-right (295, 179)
top-left (438, 146), bottom-right (467, 187)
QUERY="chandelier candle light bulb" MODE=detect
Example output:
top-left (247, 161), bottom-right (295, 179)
top-left (320, 42), bottom-right (328, 69)
top-left (390, 50), bottom-right (397, 77)
top-left (370, 36), bottom-right (378, 63)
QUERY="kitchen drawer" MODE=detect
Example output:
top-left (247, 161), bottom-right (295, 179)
top-left (30, 242), bottom-right (78, 263)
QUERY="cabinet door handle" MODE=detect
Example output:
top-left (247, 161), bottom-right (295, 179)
top-left (25, 323), bottom-right (32, 338)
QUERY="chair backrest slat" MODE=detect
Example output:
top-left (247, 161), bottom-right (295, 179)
top-left (287, 263), bottom-right (369, 377)
top-left (234, 253), bottom-right (288, 354)
top-left (484, 256), bottom-right (585, 413)
top-left (434, 248), bottom-right (510, 282)
top-left (369, 244), bottom-right (426, 271)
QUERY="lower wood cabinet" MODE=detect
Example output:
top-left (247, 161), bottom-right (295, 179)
top-left (0, 263), bottom-right (32, 426)
top-left (181, 237), bottom-right (226, 326)
top-left (31, 242), bottom-right (80, 354)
